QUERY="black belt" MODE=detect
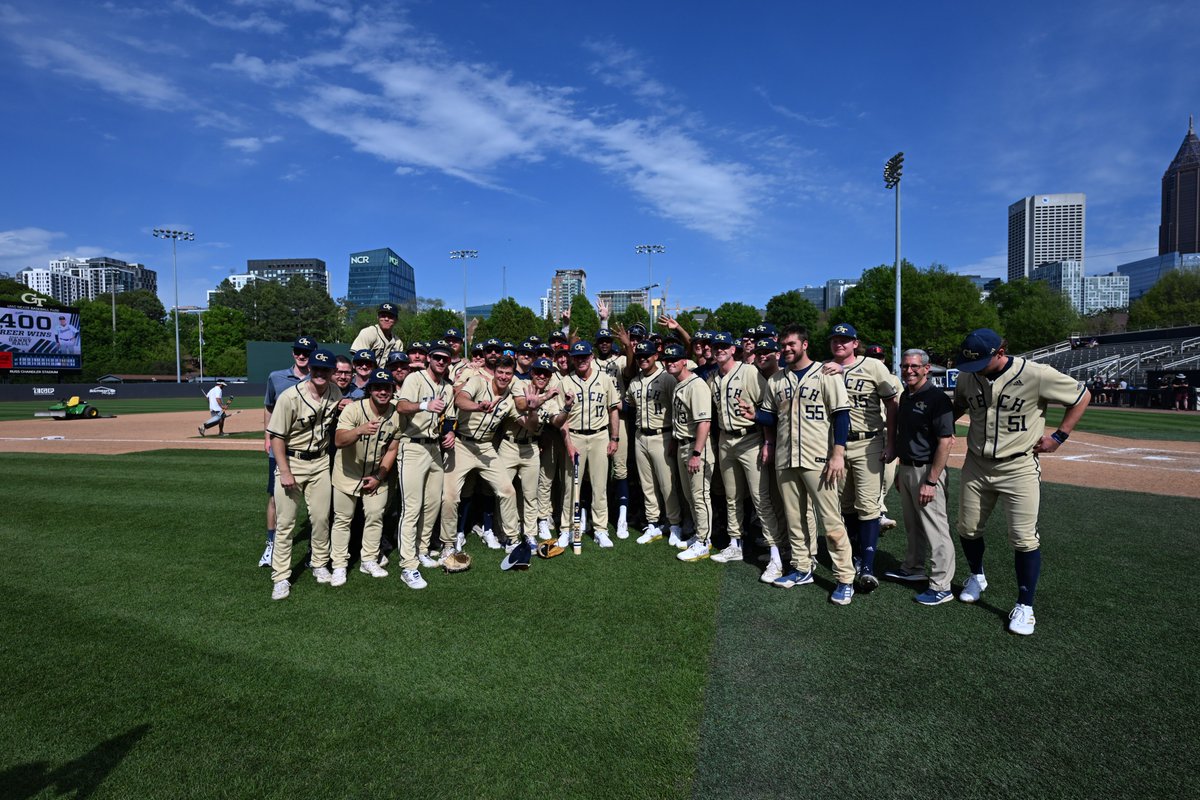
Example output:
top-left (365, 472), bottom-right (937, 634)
top-left (639, 428), bottom-right (666, 436)
top-left (576, 428), bottom-right (605, 435)
top-left (503, 433), bottom-right (536, 444)
top-left (286, 449), bottom-right (325, 461)
top-left (988, 452), bottom-right (1028, 461)
top-left (460, 434), bottom-right (492, 443)
top-left (723, 427), bottom-right (754, 438)
top-left (900, 458), bottom-right (927, 467)
top-left (406, 436), bottom-right (438, 444)
top-left (847, 430), bottom-right (880, 442)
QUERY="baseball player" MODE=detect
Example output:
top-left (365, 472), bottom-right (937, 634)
top-left (393, 341), bottom-right (457, 585)
top-left (498, 357), bottom-right (568, 546)
top-left (865, 343), bottom-right (902, 530)
top-left (260, 335), bottom-right (317, 568)
top-left (660, 343), bottom-right (715, 561)
top-left (758, 325), bottom-right (855, 603)
top-left (555, 341), bottom-right (622, 549)
top-left (822, 323), bottom-right (898, 592)
top-left (885, 349), bottom-right (957, 605)
top-left (386, 351), bottom-right (412, 386)
top-left (330, 370), bottom-right (401, 587)
top-left (54, 315), bottom-right (80, 354)
top-left (592, 320), bottom-right (633, 538)
top-left (406, 341), bottom-right (429, 372)
top-left (344, 349), bottom-right (377, 400)
top-left (198, 379), bottom-right (230, 437)
top-left (625, 340), bottom-right (682, 543)
top-left (708, 331), bottom-right (783, 563)
top-left (536, 344), bottom-right (574, 538)
top-left (952, 328), bottom-right (1091, 635)
top-left (266, 348), bottom-right (343, 600)
top-left (351, 302), bottom-right (404, 366)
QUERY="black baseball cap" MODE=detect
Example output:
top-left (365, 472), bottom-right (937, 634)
top-left (660, 343), bottom-right (686, 361)
top-left (367, 369), bottom-right (395, 387)
top-left (377, 302), bottom-right (398, 318)
top-left (829, 323), bottom-right (858, 340)
top-left (293, 335), bottom-right (317, 353)
top-left (957, 329), bottom-right (1002, 373)
top-left (310, 349), bottom-right (335, 369)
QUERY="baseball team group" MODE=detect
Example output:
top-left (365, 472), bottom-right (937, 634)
top-left (251, 300), bottom-right (1091, 636)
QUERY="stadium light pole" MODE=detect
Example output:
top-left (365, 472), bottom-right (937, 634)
top-left (635, 244), bottom-right (665, 333)
top-left (153, 228), bottom-right (195, 383)
top-left (884, 153), bottom-right (904, 379)
top-left (450, 249), bottom-right (478, 338)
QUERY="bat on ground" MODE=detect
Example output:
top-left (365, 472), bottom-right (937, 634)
top-left (571, 452), bottom-right (582, 555)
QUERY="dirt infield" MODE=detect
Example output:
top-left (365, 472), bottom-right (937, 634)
top-left (1, 410), bottom-right (1198, 499)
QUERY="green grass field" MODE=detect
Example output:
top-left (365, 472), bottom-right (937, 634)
top-left (1, 449), bottom-right (1196, 798)
top-left (0, 396), bottom-right (227, 422)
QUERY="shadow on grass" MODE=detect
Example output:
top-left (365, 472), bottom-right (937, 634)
top-left (1, 724), bottom-right (150, 800)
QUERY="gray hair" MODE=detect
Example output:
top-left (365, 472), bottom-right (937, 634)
top-left (901, 348), bottom-right (930, 365)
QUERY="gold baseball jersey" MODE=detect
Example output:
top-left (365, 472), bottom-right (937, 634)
top-left (502, 374), bottom-right (540, 444)
top-left (561, 369), bottom-right (621, 433)
top-left (351, 324), bottom-right (404, 366)
top-left (710, 362), bottom-right (766, 434)
top-left (333, 399), bottom-right (402, 494)
top-left (395, 369), bottom-right (456, 439)
top-left (625, 366), bottom-right (677, 430)
top-left (840, 356), bottom-right (898, 433)
top-left (457, 374), bottom-right (518, 441)
top-left (953, 356), bottom-right (1086, 459)
top-left (766, 364), bottom-right (851, 470)
top-left (670, 374), bottom-right (712, 442)
top-left (595, 353), bottom-right (628, 394)
top-left (266, 381), bottom-right (344, 456)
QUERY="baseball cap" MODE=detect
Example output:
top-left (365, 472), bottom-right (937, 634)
top-left (694, 330), bottom-right (712, 343)
top-left (710, 331), bottom-right (736, 348)
top-left (516, 340), bottom-right (535, 355)
top-left (352, 349), bottom-right (376, 364)
top-left (532, 357), bottom-right (554, 372)
top-left (366, 369), bottom-right (394, 387)
top-left (756, 322), bottom-right (778, 338)
top-left (628, 323), bottom-right (648, 338)
top-left (649, 333), bottom-right (663, 344)
top-left (471, 342), bottom-right (485, 355)
top-left (386, 351), bottom-right (410, 366)
top-left (377, 302), bottom-right (398, 317)
top-left (754, 338), bottom-right (780, 354)
top-left (292, 335), bottom-right (317, 353)
top-left (743, 327), bottom-right (758, 340)
top-left (502, 341), bottom-right (516, 355)
top-left (549, 331), bottom-right (567, 343)
top-left (660, 343), bottom-right (686, 361)
top-left (535, 342), bottom-right (553, 356)
top-left (483, 337), bottom-right (503, 351)
top-left (865, 344), bottom-right (886, 359)
top-left (634, 340), bottom-right (656, 357)
top-left (428, 340), bottom-right (453, 358)
top-left (829, 323), bottom-right (858, 340)
top-left (595, 328), bottom-right (614, 341)
top-left (956, 328), bottom-right (1003, 373)
top-left (310, 349), bottom-right (335, 369)
top-left (443, 327), bottom-right (464, 341)
top-left (407, 341), bottom-right (429, 354)
top-left (570, 341), bottom-right (593, 356)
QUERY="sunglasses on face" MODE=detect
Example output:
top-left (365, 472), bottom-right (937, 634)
top-left (429, 354), bottom-right (449, 362)
top-left (293, 350), bottom-right (311, 357)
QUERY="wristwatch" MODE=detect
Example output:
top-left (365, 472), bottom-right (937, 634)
top-left (692, 450), bottom-right (702, 457)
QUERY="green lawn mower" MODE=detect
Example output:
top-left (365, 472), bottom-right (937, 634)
top-left (34, 396), bottom-right (105, 420)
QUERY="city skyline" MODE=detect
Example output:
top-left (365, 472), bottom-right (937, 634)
top-left (1, 2), bottom-right (1196, 314)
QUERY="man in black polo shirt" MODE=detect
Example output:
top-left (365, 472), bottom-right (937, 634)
top-left (885, 348), bottom-right (957, 605)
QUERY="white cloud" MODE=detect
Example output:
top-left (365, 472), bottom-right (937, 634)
top-left (754, 87), bottom-right (836, 128)
top-left (0, 227), bottom-right (137, 273)
top-left (225, 135), bottom-right (283, 152)
top-left (173, 0), bottom-right (286, 34)
top-left (584, 39), bottom-right (672, 104)
top-left (15, 37), bottom-right (183, 108)
top-left (954, 252), bottom-right (1007, 280)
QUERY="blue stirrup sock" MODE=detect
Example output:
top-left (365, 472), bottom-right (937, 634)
top-left (960, 536), bottom-right (986, 575)
top-left (859, 517), bottom-right (881, 574)
top-left (844, 513), bottom-right (861, 559)
top-left (1015, 549), bottom-right (1041, 606)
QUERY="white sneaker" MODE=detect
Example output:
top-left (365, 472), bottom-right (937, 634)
top-left (616, 520), bottom-right (629, 540)
top-left (880, 515), bottom-right (898, 531)
top-left (271, 580), bottom-right (290, 600)
top-left (595, 530), bottom-right (614, 548)
top-left (537, 519), bottom-right (552, 540)
top-left (678, 535), bottom-right (696, 551)
top-left (359, 560), bottom-right (388, 578)
top-left (667, 527), bottom-right (683, 547)
top-left (1008, 603), bottom-right (1036, 635)
top-left (711, 541), bottom-right (744, 563)
top-left (483, 529), bottom-right (502, 550)
top-left (959, 573), bottom-right (988, 603)
top-left (637, 524), bottom-right (663, 545)
top-left (678, 541), bottom-right (711, 562)
top-left (524, 534), bottom-right (538, 547)
top-left (454, 532), bottom-right (466, 552)
top-left (669, 524), bottom-right (683, 542)
top-left (401, 569), bottom-right (428, 590)
top-left (312, 566), bottom-right (333, 584)
top-left (378, 552), bottom-right (389, 567)
top-left (258, 540), bottom-right (273, 568)
top-left (760, 559), bottom-right (783, 584)
top-left (330, 567), bottom-right (347, 587)
top-left (556, 531), bottom-right (571, 548)
top-left (504, 541), bottom-right (517, 554)
top-left (419, 554), bottom-right (439, 569)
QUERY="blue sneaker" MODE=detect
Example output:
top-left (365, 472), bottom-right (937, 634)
top-left (830, 582), bottom-right (855, 605)
top-left (772, 569), bottom-right (814, 589)
top-left (914, 588), bottom-right (954, 606)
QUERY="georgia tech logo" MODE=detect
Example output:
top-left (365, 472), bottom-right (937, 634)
top-left (833, 324), bottom-right (850, 335)
top-left (298, 337), bottom-right (313, 347)
top-left (962, 348), bottom-right (980, 359)
top-left (21, 293), bottom-right (48, 307)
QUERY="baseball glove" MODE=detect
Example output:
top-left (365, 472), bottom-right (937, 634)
top-left (536, 542), bottom-right (566, 559)
top-left (442, 551), bottom-right (472, 573)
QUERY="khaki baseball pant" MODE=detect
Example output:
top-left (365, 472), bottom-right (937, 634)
top-left (331, 485), bottom-right (388, 568)
top-left (717, 431), bottom-right (782, 545)
top-left (439, 438), bottom-right (520, 548)
top-left (539, 433), bottom-right (562, 522)
top-left (958, 452), bottom-right (1042, 552)
top-left (896, 465), bottom-right (954, 591)
top-left (398, 439), bottom-right (444, 571)
top-left (635, 431), bottom-right (681, 525)
top-left (674, 441), bottom-right (713, 544)
top-left (497, 437), bottom-right (540, 540)
top-left (271, 455), bottom-right (332, 584)
top-left (559, 429), bottom-right (610, 532)
top-left (612, 415), bottom-right (632, 481)
top-left (879, 458), bottom-right (897, 516)
top-left (777, 466), bottom-right (854, 583)
top-left (841, 436), bottom-right (885, 519)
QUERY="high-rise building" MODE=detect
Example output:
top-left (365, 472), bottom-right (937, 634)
top-left (1030, 260), bottom-right (1129, 315)
top-left (548, 269), bottom-right (586, 321)
top-left (1160, 116), bottom-right (1200, 256)
top-left (247, 258), bottom-right (329, 295)
top-left (596, 288), bottom-right (649, 317)
top-left (1007, 193), bottom-right (1086, 282)
top-left (1114, 252), bottom-right (1200, 300)
top-left (19, 257), bottom-right (158, 306)
top-left (799, 285), bottom-right (826, 312)
top-left (1031, 261), bottom-right (1084, 312)
top-left (539, 295), bottom-right (550, 320)
top-left (345, 248), bottom-right (417, 315)
top-left (825, 278), bottom-right (857, 310)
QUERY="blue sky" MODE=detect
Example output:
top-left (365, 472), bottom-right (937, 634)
top-left (1, 0), bottom-right (1196, 314)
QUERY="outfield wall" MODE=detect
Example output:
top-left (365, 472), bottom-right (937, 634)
top-left (0, 382), bottom-right (268, 402)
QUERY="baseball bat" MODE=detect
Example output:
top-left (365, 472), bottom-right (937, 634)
top-left (571, 452), bottom-right (582, 554)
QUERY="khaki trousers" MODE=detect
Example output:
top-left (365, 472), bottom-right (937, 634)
top-left (331, 485), bottom-right (388, 568)
top-left (879, 458), bottom-right (897, 516)
top-left (897, 465), bottom-right (955, 591)
top-left (635, 431), bottom-right (681, 525)
top-left (440, 437), bottom-right (519, 547)
top-left (717, 431), bottom-right (782, 545)
top-left (674, 441), bottom-right (713, 544)
top-left (777, 466), bottom-right (854, 582)
top-left (539, 433), bottom-right (562, 521)
top-left (398, 439), bottom-right (444, 571)
top-left (559, 430), bottom-right (610, 531)
top-left (497, 437), bottom-right (540, 540)
top-left (958, 452), bottom-right (1042, 552)
top-left (271, 455), bottom-right (332, 584)
top-left (612, 415), bottom-right (632, 481)
top-left (841, 436), bottom-right (885, 520)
